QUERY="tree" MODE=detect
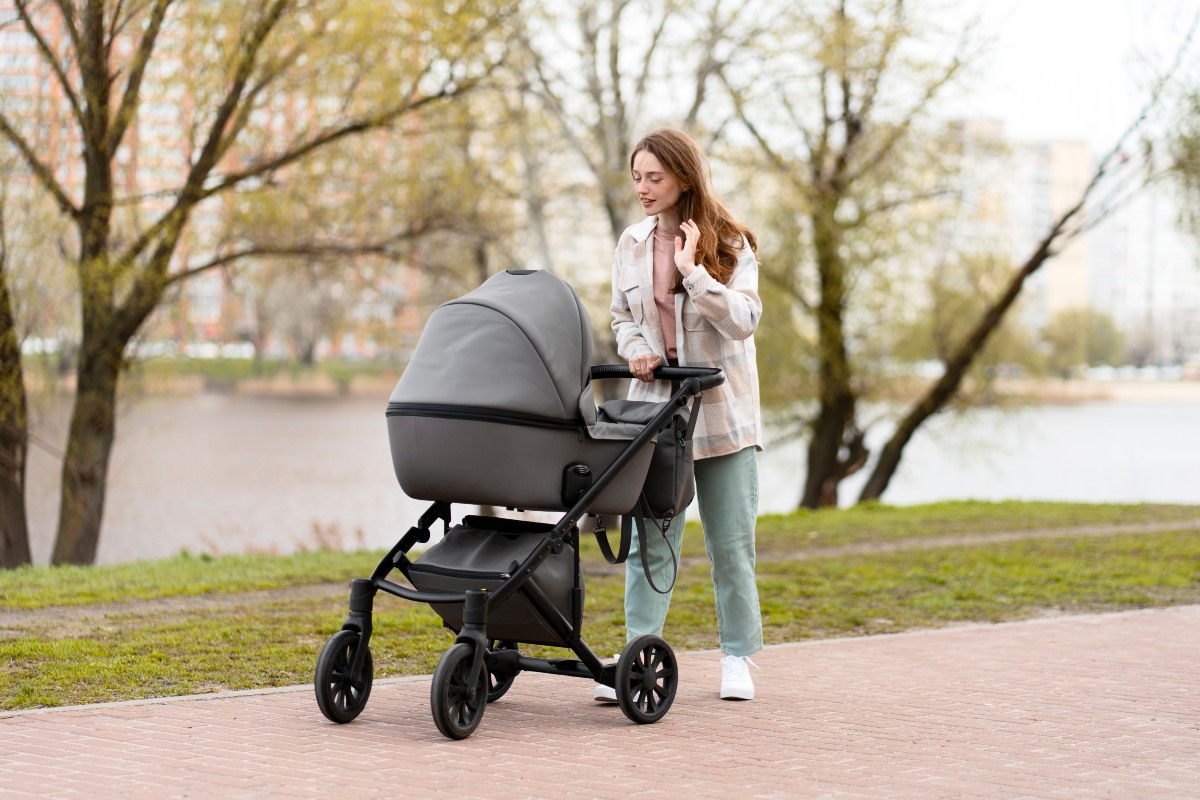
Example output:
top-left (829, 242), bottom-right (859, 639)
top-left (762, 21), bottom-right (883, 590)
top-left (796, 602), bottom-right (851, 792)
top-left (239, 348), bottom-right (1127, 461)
top-left (726, 0), bottom-right (974, 507)
top-left (1040, 307), bottom-right (1124, 379)
top-left (855, 12), bottom-right (1199, 503)
top-left (1170, 83), bottom-right (1200, 238)
top-left (0, 0), bottom-right (513, 564)
top-left (0, 145), bottom-right (75, 568)
top-left (516, 0), bottom-right (765, 246)
top-left (727, 0), bottom-right (1197, 508)
top-left (892, 252), bottom-right (1039, 392)
top-left (0, 187), bottom-right (30, 568)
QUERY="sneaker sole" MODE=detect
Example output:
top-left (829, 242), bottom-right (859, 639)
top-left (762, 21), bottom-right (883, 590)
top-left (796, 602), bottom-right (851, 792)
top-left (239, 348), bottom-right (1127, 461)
top-left (720, 688), bottom-right (754, 701)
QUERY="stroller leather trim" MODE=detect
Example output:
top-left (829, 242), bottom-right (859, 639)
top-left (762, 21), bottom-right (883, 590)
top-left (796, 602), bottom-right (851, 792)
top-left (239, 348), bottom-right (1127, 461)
top-left (386, 402), bottom-right (583, 431)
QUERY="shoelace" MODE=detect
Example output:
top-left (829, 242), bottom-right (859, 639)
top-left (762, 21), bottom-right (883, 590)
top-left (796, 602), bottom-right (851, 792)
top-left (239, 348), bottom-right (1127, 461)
top-left (723, 656), bottom-right (759, 678)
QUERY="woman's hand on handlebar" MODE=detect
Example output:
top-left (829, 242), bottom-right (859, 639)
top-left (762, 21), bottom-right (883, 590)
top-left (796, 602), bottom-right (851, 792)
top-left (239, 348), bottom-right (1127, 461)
top-left (628, 354), bottom-right (662, 383)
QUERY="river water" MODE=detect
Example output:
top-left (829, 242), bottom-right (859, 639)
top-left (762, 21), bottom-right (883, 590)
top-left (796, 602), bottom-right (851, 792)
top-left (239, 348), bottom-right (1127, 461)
top-left (23, 391), bottom-right (1200, 565)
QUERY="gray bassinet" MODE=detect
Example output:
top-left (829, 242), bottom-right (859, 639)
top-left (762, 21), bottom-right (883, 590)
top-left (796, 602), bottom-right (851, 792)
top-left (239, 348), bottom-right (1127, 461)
top-left (386, 269), bottom-right (655, 515)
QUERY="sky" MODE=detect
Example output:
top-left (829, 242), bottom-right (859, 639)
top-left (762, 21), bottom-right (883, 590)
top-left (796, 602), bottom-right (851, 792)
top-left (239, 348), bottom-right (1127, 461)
top-left (950, 0), bottom-right (1198, 152)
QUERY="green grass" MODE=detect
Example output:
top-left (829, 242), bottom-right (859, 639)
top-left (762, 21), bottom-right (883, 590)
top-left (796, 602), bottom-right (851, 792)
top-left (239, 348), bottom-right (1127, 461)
top-left (126, 356), bottom-right (398, 389)
top-left (2, 501), bottom-right (1198, 710)
top-left (0, 550), bottom-right (374, 611)
top-left (751, 500), bottom-right (1200, 555)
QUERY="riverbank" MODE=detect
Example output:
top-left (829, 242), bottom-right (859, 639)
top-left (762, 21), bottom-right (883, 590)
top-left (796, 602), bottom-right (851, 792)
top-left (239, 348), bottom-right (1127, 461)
top-left (217, 374), bottom-right (1200, 404)
top-left (29, 361), bottom-right (1200, 404)
top-left (998, 377), bottom-right (1200, 404)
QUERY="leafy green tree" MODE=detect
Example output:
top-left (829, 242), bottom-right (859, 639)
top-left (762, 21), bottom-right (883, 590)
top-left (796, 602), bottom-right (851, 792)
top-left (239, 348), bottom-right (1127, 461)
top-left (0, 0), bottom-right (513, 565)
top-left (1170, 86), bottom-right (1200, 238)
top-left (1040, 307), bottom-right (1124, 378)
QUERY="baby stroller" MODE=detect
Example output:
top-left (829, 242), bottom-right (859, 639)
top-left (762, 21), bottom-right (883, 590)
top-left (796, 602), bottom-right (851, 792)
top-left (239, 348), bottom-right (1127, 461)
top-left (313, 269), bottom-right (723, 739)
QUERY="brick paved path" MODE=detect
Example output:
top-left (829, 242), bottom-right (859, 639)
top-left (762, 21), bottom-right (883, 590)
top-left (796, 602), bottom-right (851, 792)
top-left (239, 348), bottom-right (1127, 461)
top-left (2, 605), bottom-right (1198, 799)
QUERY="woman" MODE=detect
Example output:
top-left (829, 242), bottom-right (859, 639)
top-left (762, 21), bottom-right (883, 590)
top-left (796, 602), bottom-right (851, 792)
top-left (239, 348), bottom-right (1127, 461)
top-left (600, 127), bottom-right (764, 701)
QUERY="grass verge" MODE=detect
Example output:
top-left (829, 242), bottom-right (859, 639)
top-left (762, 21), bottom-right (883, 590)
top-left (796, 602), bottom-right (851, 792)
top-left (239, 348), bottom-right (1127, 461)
top-left (2, 501), bottom-right (1198, 710)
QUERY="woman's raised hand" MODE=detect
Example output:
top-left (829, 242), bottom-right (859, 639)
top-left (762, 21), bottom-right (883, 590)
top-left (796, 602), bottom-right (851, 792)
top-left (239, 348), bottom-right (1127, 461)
top-left (674, 219), bottom-right (700, 277)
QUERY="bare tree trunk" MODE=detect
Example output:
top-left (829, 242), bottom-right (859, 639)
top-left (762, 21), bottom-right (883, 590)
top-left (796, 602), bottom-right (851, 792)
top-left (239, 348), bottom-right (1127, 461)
top-left (0, 253), bottom-right (31, 568)
top-left (801, 207), bottom-right (867, 508)
top-left (52, 336), bottom-right (121, 565)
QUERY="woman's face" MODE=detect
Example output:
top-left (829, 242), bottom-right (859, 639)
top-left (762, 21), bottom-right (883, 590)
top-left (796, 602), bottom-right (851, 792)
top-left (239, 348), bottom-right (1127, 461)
top-left (631, 150), bottom-right (684, 218)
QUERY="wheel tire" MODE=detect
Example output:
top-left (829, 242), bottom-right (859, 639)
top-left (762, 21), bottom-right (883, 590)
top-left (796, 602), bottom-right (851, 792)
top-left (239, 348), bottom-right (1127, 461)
top-left (486, 640), bottom-right (519, 703)
top-left (615, 634), bottom-right (677, 724)
top-left (314, 629), bottom-right (373, 724)
top-left (431, 642), bottom-right (488, 739)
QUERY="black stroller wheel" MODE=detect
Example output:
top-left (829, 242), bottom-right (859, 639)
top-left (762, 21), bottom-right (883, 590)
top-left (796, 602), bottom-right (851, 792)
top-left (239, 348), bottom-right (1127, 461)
top-left (431, 642), bottom-right (488, 739)
top-left (615, 634), bottom-right (677, 724)
top-left (314, 630), bottom-right (373, 723)
top-left (486, 640), bottom-right (519, 703)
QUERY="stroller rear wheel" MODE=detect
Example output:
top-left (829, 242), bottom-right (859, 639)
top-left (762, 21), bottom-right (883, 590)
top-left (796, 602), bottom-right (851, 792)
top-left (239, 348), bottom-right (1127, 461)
top-left (314, 630), bottom-right (373, 723)
top-left (431, 642), bottom-right (488, 739)
top-left (486, 640), bottom-right (519, 702)
top-left (615, 634), bottom-right (677, 724)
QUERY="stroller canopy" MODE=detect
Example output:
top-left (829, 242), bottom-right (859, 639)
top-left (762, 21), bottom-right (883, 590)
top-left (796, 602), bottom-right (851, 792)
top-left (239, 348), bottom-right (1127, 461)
top-left (389, 270), bottom-right (594, 421)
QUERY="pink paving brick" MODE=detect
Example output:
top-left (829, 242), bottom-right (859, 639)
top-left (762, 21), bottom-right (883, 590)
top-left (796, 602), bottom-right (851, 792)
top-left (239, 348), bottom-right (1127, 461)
top-left (2, 605), bottom-right (1199, 798)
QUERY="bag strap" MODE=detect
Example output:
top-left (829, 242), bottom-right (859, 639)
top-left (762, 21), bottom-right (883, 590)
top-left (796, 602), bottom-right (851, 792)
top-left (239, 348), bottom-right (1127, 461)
top-left (634, 496), bottom-right (679, 595)
top-left (592, 500), bottom-right (678, 596)
top-left (592, 515), bottom-right (630, 565)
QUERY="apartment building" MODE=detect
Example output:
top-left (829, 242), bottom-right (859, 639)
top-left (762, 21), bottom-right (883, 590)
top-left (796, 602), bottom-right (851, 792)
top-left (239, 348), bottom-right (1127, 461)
top-left (946, 118), bottom-right (1200, 364)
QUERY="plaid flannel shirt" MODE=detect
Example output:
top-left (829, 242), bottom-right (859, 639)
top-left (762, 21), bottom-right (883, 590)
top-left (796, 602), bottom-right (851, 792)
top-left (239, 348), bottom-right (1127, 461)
top-left (610, 216), bottom-right (764, 459)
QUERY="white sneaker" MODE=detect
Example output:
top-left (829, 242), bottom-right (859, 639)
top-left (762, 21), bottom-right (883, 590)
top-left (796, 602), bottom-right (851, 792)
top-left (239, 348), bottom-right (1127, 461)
top-left (720, 655), bottom-right (758, 700)
top-left (593, 654), bottom-right (620, 703)
top-left (593, 684), bottom-right (617, 703)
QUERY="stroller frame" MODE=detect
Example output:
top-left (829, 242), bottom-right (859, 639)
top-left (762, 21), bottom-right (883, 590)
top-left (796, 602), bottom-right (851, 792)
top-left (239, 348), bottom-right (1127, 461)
top-left (315, 365), bottom-right (724, 739)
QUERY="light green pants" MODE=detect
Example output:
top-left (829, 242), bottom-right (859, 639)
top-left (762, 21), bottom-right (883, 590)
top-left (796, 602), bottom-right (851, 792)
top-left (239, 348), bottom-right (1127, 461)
top-left (623, 446), bottom-right (763, 657)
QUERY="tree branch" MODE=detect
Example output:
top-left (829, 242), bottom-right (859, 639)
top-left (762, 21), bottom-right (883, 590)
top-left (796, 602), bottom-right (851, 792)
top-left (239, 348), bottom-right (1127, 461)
top-left (200, 82), bottom-right (476, 203)
top-left (14, 0), bottom-right (86, 130)
top-left (853, 0), bottom-right (904, 127)
top-left (107, 0), bottom-right (174, 154)
top-left (0, 114), bottom-right (81, 218)
top-left (113, 0), bottom-right (293, 275)
top-left (846, 50), bottom-right (965, 188)
top-left (165, 244), bottom-right (383, 287)
top-left (720, 70), bottom-right (813, 200)
top-left (632, 2), bottom-right (672, 125)
top-left (50, 0), bottom-right (83, 65)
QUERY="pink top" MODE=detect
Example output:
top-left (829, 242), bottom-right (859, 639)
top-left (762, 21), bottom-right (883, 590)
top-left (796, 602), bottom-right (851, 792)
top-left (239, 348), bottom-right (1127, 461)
top-left (652, 226), bottom-right (678, 361)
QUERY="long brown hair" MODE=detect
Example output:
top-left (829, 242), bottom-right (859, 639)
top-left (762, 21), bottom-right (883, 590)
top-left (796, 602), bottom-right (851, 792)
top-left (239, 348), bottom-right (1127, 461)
top-left (630, 128), bottom-right (757, 291)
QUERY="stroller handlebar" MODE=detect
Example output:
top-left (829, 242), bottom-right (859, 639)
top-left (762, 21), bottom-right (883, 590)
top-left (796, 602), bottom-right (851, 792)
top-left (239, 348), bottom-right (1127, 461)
top-left (590, 364), bottom-right (725, 392)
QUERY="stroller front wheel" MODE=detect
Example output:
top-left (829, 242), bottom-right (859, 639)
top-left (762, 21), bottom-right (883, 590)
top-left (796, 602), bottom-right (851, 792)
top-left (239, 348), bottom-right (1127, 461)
top-left (431, 642), bottom-right (489, 739)
top-left (615, 634), bottom-right (678, 724)
top-left (314, 629), bottom-right (373, 723)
